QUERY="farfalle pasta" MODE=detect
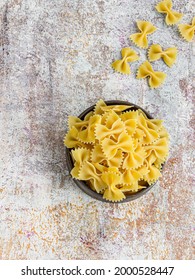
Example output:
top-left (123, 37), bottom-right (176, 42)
top-left (137, 61), bottom-right (166, 88)
top-left (178, 17), bottom-right (195, 42)
top-left (64, 100), bottom-right (169, 202)
top-left (130, 21), bottom-right (157, 49)
top-left (156, 0), bottom-right (183, 25)
top-left (148, 44), bottom-right (177, 67)
top-left (111, 47), bottom-right (139, 74)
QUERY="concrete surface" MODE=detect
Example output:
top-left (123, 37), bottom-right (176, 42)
top-left (0, 0), bottom-right (194, 259)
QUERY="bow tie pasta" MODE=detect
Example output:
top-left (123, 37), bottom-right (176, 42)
top-left (156, 0), bottom-right (183, 25)
top-left (137, 61), bottom-right (166, 88)
top-left (178, 17), bottom-right (195, 42)
top-left (64, 100), bottom-right (169, 202)
top-left (130, 21), bottom-right (157, 49)
top-left (148, 44), bottom-right (177, 67)
top-left (111, 47), bottom-right (139, 74)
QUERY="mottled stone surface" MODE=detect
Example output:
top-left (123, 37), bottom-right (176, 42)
top-left (0, 0), bottom-right (194, 259)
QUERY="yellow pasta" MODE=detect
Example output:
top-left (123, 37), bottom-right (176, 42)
top-left (144, 137), bottom-right (169, 162)
top-left (71, 148), bottom-right (91, 179)
top-left (101, 131), bottom-right (134, 159)
top-left (121, 169), bottom-right (142, 191)
top-left (122, 143), bottom-right (146, 169)
top-left (137, 61), bottom-right (166, 88)
top-left (64, 126), bottom-right (83, 148)
top-left (111, 47), bottom-right (139, 74)
top-left (64, 100), bottom-right (169, 202)
top-left (143, 164), bottom-right (162, 184)
top-left (145, 118), bottom-right (163, 132)
top-left (123, 118), bottom-right (137, 136)
top-left (156, 0), bottom-right (183, 25)
top-left (91, 144), bottom-right (124, 168)
top-left (178, 17), bottom-right (195, 42)
top-left (101, 171), bottom-right (125, 202)
top-left (94, 99), bottom-right (132, 114)
top-left (101, 104), bottom-right (132, 112)
top-left (130, 21), bottom-right (157, 49)
top-left (148, 44), bottom-right (177, 67)
top-left (94, 99), bottom-right (107, 115)
top-left (137, 113), bottom-right (160, 144)
top-left (95, 111), bottom-right (125, 141)
top-left (78, 161), bottom-right (107, 193)
top-left (120, 110), bottom-right (139, 121)
top-left (77, 115), bottom-right (101, 143)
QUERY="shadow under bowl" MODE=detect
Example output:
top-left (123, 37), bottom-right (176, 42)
top-left (65, 100), bottom-right (158, 203)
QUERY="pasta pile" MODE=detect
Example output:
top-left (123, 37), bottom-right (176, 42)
top-left (112, 0), bottom-right (194, 88)
top-left (64, 100), bottom-right (169, 202)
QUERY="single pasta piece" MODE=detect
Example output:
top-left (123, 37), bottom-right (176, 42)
top-left (64, 100), bottom-right (169, 202)
top-left (156, 0), bottom-right (183, 25)
top-left (129, 21), bottom-right (157, 49)
top-left (178, 17), bottom-right (195, 42)
top-left (148, 44), bottom-right (177, 67)
top-left (137, 61), bottom-right (166, 88)
top-left (101, 171), bottom-right (125, 202)
top-left (111, 47), bottom-right (139, 74)
top-left (71, 148), bottom-right (91, 178)
top-left (78, 161), bottom-right (107, 193)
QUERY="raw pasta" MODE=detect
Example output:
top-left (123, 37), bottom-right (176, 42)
top-left (156, 0), bottom-right (183, 25)
top-left (71, 148), bottom-right (91, 178)
top-left (178, 17), bottom-right (195, 42)
top-left (148, 44), bottom-right (177, 67)
top-left (137, 61), bottom-right (166, 88)
top-left (130, 21), bottom-right (157, 49)
top-left (102, 171), bottom-right (125, 202)
top-left (64, 100), bottom-right (169, 202)
top-left (111, 47), bottom-right (139, 74)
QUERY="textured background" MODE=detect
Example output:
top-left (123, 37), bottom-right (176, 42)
top-left (0, 0), bottom-right (194, 259)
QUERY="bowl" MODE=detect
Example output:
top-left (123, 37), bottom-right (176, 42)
top-left (65, 100), bottom-right (158, 203)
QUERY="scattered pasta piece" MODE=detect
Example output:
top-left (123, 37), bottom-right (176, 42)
top-left (111, 47), bottom-right (139, 74)
top-left (156, 0), bottom-right (183, 25)
top-left (130, 21), bottom-right (157, 49)
top-left (148, 44), bottom-right (177, 67)
top-left (137, 61), bottom-right (166, 88)
top-left (178, 17), bottom-right (195, 42)
top-left (64, 100), bottom-right (169, 202)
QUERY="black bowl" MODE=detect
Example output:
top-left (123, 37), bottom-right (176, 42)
top-left (65, 100), bottom-right (158, 203)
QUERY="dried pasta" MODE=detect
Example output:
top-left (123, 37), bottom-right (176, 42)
top-left (64, 100), bottom-right (169, 202)
top-left (130, 21), bottom-right (157, 49)
top-left (178, 17), bottom-right (195, 42)
top-left (102, 171), bottom-right (125, 202)
top-left (111, 47), bottom-right (139, 74)
top-left (156, 0), bottom-right (183, 25)
top-left (137, 61), bottom-right (166, 88)
top-left (148, 44), bottom-right (177, 67)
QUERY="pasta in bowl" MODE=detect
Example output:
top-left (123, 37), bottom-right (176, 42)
top-left (64, 100), bottom-right (169, 203)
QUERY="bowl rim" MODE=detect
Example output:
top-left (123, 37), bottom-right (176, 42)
top-left (65, 100), bottom-right (158, 203)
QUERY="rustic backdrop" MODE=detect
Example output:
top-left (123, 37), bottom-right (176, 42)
top-left (0, 0), bottom-right (194, 259)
